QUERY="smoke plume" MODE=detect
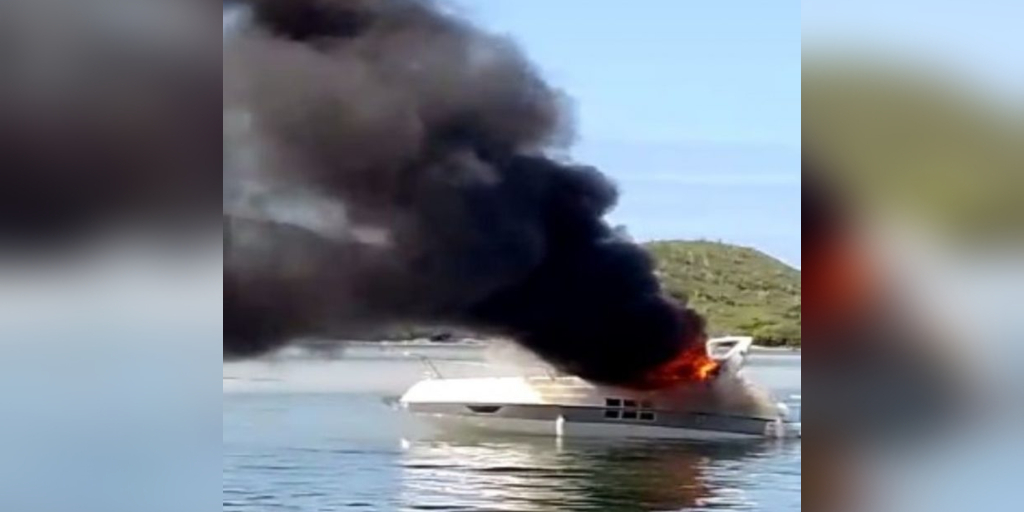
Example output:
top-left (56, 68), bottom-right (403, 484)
top-left (225, 0), bottom-right (707, 386)
top-left (0, 0), bottom-right (222, 244)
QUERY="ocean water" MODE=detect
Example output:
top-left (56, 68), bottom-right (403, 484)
top-left (0, 335), bottom-right (221, 512)
top-left (223, 346), bottom-right (802, 512)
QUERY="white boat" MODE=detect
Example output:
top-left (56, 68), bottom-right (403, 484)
top-left (398, 336), bottom-right (801, 440)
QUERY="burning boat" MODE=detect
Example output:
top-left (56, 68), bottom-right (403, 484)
top-left (398, 336), bottom-right (801, 440)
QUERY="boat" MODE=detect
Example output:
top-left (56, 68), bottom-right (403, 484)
top-left (398, 336), bottom-right (801, 440)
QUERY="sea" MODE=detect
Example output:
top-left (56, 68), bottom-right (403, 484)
top-left (222, 344), bottom-right (802, 512)
top-left (0, 340), bottom-right (799, 511)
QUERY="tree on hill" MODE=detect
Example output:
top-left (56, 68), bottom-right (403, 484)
top-left (645, 240), bottom-right (801, 347)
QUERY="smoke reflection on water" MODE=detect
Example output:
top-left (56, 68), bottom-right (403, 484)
top-left (223, 396), bottom-right (801, 512)
top-left (398, 437), bottom-right (800, 512)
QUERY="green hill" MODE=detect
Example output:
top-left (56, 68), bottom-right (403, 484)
top-left (645, 240), bottom-right (801, 347)
top-left (804, 59), bottom-right (1024, 239)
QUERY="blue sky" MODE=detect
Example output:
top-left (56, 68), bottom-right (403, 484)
top-left (803, 0), bottom-right (1024, 100)
top-left (461, 1), bottom-right (802, 266)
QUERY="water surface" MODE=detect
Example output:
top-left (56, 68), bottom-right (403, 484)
top-left (223, 346), bottom-right (802, 511)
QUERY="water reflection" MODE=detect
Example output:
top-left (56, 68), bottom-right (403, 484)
top-left (399, 434), bottom-right (799, 512)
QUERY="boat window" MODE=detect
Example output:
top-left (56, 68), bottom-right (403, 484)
top-left (639, 412), bottom-right (655, 421)
top-left (623, 399), bottom-right (637, 408)
top-left (622, 410), bottom-right (638, 420)
top-left (466, 405), bottom-right (502, 414)
top-left (640, 400), bottom-right (653, 409)
top-left (605, 398), bottom-right (622, 407)
top-left (604, 410), bottom-right (620, 419)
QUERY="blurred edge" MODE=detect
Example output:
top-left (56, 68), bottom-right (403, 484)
top-left (803, 14), bottom-right (1023, 512)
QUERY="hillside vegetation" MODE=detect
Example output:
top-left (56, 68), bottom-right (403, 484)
top-left (804, 60), bottom-right (1024, 239)
top-left (645, 240), bottom-right (801, 347)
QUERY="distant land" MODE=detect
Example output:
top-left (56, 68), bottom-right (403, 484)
top-left (645, 240), bottom-right (800, 347)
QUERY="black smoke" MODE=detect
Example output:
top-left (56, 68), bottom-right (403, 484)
top-left (226, 0), bottom-right (707, 385)
top-left (0, 0), bottom-right (221, 245)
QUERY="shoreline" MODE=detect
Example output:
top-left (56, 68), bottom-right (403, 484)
top-left (343, 339), bottom-right (801, 353)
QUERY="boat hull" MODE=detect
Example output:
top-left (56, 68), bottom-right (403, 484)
top-left (402, 401), bottom-right (800, 440)
top-left (409, 411), bottom-right (783, 440)
top-left (396, 337), bottom-right (801, 441)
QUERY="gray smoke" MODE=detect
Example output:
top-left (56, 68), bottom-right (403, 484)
top-left (224, 0), bottom-right (707, 387)
top-left (0, 0), bottom-right (221, 244)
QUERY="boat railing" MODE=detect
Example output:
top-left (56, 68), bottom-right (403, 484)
top-left (412, 353), bottom-right (565, 381)
top-left (411, 336), bottom-right (752, 380)
top-left (414, 355), bottom-right (444, 379)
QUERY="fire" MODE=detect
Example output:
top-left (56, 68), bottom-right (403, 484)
top-left (639, 343), bottom-right (721, 389)
top-left (804, 233), bottom-right (877, 328)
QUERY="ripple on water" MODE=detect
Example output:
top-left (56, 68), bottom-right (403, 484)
top-left (224, 358), bottom-right (802, 512)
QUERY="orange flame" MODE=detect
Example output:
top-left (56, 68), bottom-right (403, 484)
top-left (638, 343), bottom-right (720, 389)
top-left (805, 233), bottom-right (877, 329)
